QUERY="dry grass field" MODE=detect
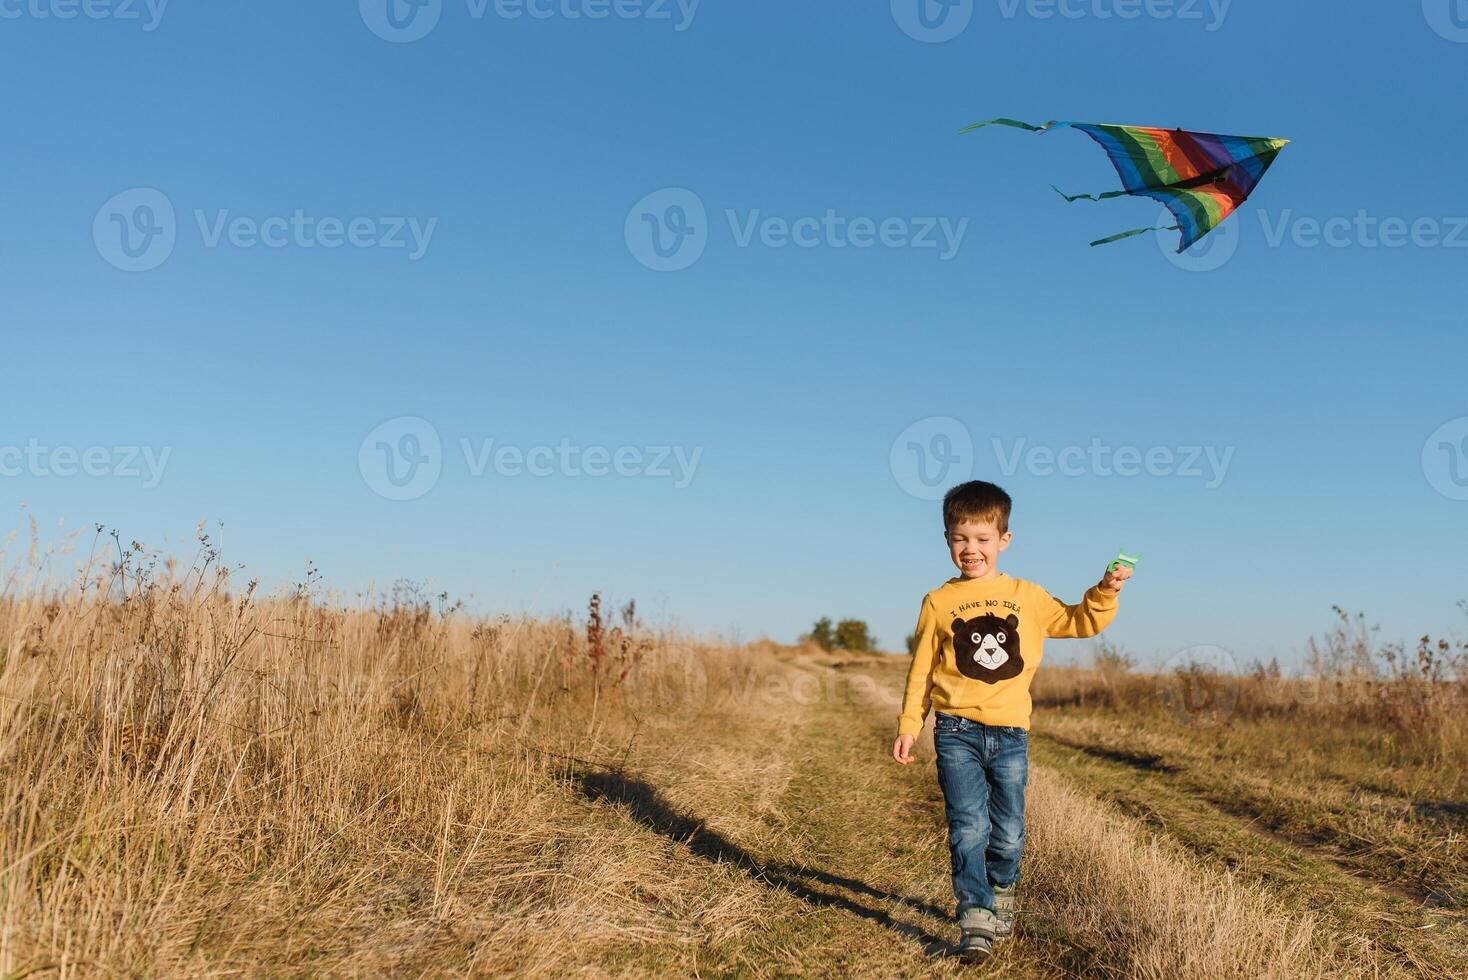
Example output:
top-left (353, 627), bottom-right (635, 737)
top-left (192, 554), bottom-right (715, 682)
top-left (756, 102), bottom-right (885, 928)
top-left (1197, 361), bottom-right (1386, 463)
top-left (1, 528), bottom-right (1464, 976)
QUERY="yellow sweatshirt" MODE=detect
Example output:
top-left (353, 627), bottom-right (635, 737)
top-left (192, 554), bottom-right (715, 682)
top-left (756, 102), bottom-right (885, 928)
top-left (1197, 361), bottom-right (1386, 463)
top-left (898, 572), bottom-right (1119, 736)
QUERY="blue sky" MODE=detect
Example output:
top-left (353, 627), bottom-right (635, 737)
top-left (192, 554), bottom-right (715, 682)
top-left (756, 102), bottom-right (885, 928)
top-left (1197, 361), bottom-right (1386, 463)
top-left (2, 1), bottom-right (1466, 669)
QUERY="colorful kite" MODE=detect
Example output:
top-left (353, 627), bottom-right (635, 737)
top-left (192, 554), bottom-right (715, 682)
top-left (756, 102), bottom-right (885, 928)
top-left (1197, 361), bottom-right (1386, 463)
top-left (961, 118), bottom-right (1289, 252)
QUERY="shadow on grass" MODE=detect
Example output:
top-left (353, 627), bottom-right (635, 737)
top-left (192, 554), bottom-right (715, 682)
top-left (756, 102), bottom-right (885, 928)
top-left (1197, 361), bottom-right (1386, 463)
top-left (1414, 800), bottom-right (1468, 828)
top-left (567, 765), bottom-right (957, 958)
top-left (1038, 733), bottom-right (1182, 774)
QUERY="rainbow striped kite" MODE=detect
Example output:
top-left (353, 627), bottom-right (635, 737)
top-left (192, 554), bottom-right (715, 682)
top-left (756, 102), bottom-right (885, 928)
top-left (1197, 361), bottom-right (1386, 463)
top-left (962, 118), bottom-right (1289, 252)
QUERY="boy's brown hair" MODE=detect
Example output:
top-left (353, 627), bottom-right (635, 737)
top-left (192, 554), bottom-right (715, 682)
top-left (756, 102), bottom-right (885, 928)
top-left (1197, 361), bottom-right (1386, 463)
top-left (942, 480), bottom-right (1012, 535)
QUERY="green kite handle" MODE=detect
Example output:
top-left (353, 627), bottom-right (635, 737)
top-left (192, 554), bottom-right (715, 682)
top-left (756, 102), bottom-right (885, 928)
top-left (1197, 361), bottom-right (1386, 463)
top-left (1108, 549), bottom-right (1142, 574)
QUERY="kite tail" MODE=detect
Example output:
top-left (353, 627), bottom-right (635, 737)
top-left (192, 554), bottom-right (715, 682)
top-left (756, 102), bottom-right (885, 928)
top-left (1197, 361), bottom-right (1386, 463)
top-left (1088, 224), bottom-right (1182, 247)
top-left (959, 117), bottom-right (1069, 135)
top-left (1050, 185), bottom-right (1130, 204)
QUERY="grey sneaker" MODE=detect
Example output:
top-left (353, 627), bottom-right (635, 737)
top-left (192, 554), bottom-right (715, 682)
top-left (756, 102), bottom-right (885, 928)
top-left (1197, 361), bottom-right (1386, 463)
top-left (956, 906), bottom-right (998, 964)
top-left (992, 884), bottom-right (1018, 939)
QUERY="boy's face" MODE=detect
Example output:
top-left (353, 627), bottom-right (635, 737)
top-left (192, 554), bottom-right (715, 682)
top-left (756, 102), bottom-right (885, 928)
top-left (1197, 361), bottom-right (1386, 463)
top-left (946, 518), bottom-right (1012, 580)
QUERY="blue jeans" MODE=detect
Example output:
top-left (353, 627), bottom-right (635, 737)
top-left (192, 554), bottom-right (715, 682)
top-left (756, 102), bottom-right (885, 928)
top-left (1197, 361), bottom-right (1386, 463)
top-left (932, 711), bottom-right (1029, 916)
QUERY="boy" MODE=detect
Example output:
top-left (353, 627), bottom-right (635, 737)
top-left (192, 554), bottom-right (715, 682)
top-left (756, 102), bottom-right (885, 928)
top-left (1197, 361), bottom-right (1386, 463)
top-left (891, 480), bottom-right (1132, 964)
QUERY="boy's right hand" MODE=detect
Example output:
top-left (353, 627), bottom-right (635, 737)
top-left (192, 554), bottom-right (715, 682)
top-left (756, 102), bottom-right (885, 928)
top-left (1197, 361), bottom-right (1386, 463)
top-left (892, 733), bottom-right (916, 765)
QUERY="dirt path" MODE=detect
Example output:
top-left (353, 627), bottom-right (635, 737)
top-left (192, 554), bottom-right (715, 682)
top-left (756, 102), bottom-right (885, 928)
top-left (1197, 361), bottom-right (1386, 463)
top-left (537, 652), bottom-right (1122, 975)
top-left (526, 654), bottom-right (1408, 977)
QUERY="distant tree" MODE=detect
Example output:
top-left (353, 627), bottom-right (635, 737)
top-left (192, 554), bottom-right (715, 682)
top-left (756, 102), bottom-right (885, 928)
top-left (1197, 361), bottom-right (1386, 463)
top-left (906, 631), bottom-right (920, 656)
top-left (808, 617), bottom-right (835, 651)
top-left (806, 617), bottom-right (878, 652)
top-left (834, 619), bottom-right (877, 653)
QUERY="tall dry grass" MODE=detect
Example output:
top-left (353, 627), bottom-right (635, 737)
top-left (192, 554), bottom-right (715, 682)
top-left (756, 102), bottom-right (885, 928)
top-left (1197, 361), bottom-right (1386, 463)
top-left (0, 527), bottom-right (758, 974)
top-left (0, 522), bottom-right (1439, 976)
top-left (1031, 612), bottom-right (1468, 770)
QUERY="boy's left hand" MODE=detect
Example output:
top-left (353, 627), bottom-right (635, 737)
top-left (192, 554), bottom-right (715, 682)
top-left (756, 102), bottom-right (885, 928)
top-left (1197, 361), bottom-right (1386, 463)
top-left (1099, 563), bottom-right (1133, 592)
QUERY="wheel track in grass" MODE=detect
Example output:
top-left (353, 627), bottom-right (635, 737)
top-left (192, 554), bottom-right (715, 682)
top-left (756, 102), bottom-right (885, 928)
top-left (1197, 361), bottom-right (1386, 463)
top-left (1037, 715), bottom-right (1468, 909)
top-left (1032, 728), bottom-right (1468, 976)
